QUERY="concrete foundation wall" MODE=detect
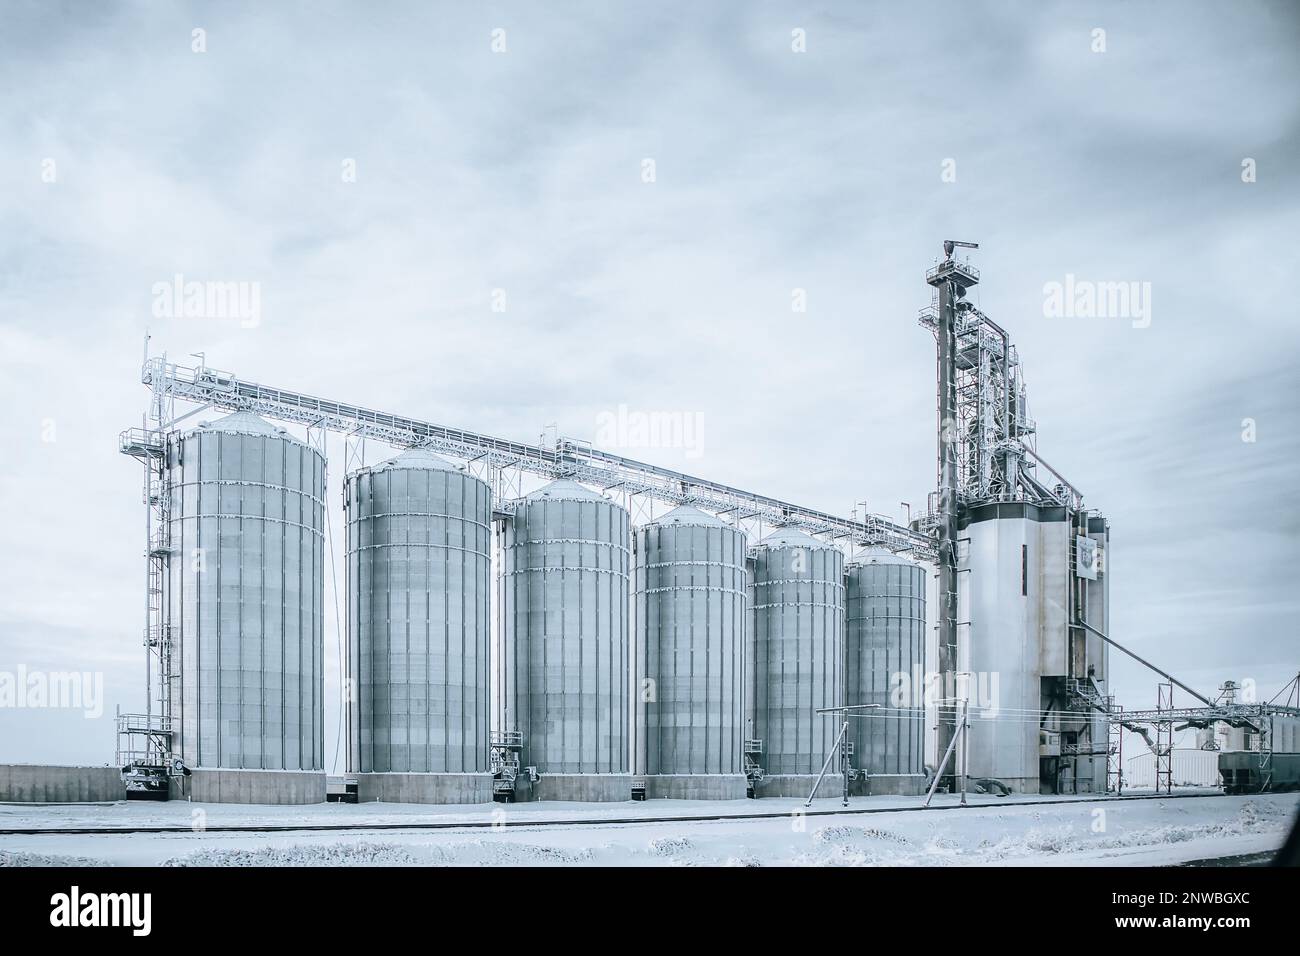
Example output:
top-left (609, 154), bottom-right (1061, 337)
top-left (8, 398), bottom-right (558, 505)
top-left (641, 774), bottom-right (748, 800)
top-left (174, 768), bottom-right (326, 804)
top-left (0, 764), bottom-right (126, 803)
top-left (356, 773), bottom-right (491, 804)
top-left (517, 773), bottom-right (631, 802)
top-left (856, 774), bottom-right (927, 797)
top-left (752, 774), bottom-right (839, 798)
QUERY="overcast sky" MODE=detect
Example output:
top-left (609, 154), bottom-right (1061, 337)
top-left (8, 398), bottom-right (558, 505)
top-left (2, 1), bottom-right (1298, 765)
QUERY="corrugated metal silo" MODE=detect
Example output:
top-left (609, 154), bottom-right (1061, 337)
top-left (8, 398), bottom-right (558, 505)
top-left (344, 446), bottom-right (492, 803)
top-left (167, 411), bottom-right (326, 802)
top-left (633, 505), bottom-right (747, 799)
top-left (747, 527), bottom-right (844, 795)
top-left (501, 479), bottom-right (631, 801)
top-left (845, 548), bottom-right (926, 793)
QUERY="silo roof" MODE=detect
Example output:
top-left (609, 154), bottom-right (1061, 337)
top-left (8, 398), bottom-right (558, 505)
top-left (372, 446), bottom-right (460, 473)
top-left (524, 478), bottom-right (610, 502)
top-left (651, 504), bottom-right (731, 529)
top-left (191, 410), bottom-right (304, 445)
top-left (849, 545), bottom-right (917, 567)
top-left (758, 527), bottom-right (828, 549)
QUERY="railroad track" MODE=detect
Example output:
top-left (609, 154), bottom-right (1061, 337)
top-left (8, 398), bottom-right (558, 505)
top-left (0, 789), bottom-right (1226, 837)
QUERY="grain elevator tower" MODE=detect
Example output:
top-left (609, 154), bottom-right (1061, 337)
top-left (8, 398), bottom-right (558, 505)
top-left (920, 242), bottom-right (1110, 794)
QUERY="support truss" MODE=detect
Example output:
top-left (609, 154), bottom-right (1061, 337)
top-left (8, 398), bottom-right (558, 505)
top-left (918, 294), bottom-right (1081, 511)
top-left (132, 355), bottom-right (936, 559)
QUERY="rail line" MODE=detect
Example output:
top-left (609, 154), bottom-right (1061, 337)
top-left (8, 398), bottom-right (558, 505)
top-left (0, 789), bottom-right (1228, 837)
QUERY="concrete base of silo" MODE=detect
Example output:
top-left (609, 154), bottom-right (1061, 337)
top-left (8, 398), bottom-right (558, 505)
top-left (641, 774), bottom-right (749, 800)
top-left (0, 764), bottom-right (127, 802)
top-left (173, 769), bottom-right (327, 804)
top-left (516, 773), bottom-right (632, 802)
top-left (752, 774), bottom-right (850, 799)
top-left (356, 772), bottom-right (492, 804)
top-left (850, 773), bottom-right (927, 797)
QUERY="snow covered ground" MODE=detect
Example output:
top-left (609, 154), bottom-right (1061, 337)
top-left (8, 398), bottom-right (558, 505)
top-left (1, 791), bottom-right (1295, 867)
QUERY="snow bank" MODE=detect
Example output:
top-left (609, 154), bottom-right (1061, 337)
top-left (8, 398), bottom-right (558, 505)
top-left (2, 793), bottom-right (1295, 868)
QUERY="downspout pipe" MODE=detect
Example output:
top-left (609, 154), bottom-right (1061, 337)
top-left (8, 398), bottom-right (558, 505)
top-left (1078, 618), bottom-right (1213, 707)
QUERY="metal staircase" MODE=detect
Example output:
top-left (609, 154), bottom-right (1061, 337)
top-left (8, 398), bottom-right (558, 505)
top-left (743, 739), bottom-right (765, 796)
top-left (489, 731), bottom-right (525, 802)
top-left (117, 360), bottom-right (182, 798)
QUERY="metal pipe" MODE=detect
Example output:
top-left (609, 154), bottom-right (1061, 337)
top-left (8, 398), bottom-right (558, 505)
top-left (141, 438), bottom-right (151, 735)
top-left (805, 721), bottom-right (850, 807)
top-left (924, 716), bottom-right (963, 807)
top-left (1078, 619), bottom-right (1212, 707)
top-left (1021, 445), bottom-right (1082, 502)
top-left (971, 309), bottom-right (1013, 481)
top-left (959, 698), bottom-right (969, 807)
top-left (935, 274), bottom-right (960, 796)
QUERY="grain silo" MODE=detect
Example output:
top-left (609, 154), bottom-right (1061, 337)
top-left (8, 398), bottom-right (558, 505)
top-left (844, 548), bottom-right (926, 795)
top-left (166, 411), bottom-right (326, 803)
top-left (746, 527), bottom-right (844, 797)
top-left (958, 504), bottom-right (1059, 794)
top-left (958, 503), bottom-right (1112, 794)
top-left (344, 446), bottom-right (492, 803)
top-left (632, 505), bottom-right (747, 799)
top-left (500, 479), bottom-right (631, 801)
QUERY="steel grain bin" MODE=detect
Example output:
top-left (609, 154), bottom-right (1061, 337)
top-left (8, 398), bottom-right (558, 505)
top-left (167, 411), bottom-right (325, 771)
top-left (345, 446), bottom-right (491, 775)
top-left (845, 549), bottom-right (925, 777)
top-left (747, 528), bottom-right (844, 779)
top-left (501, 479), bottom-right (630, 785)
top-left (633, 505), bottom-right (746, 783)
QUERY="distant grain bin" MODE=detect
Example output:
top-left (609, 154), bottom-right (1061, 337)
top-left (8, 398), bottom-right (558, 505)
top-left (167, 411), bottom-right (326, 802)
top-left (501, 479), bottom-right (631, 801)
top-left (633, 505), bottom-right (747, 800)
top-left (845, 548), bottom-right (927, 795)
top-left (746, 527), bottom-right (844, 796)
top-left (344, 446), bottom-right (492, 804)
